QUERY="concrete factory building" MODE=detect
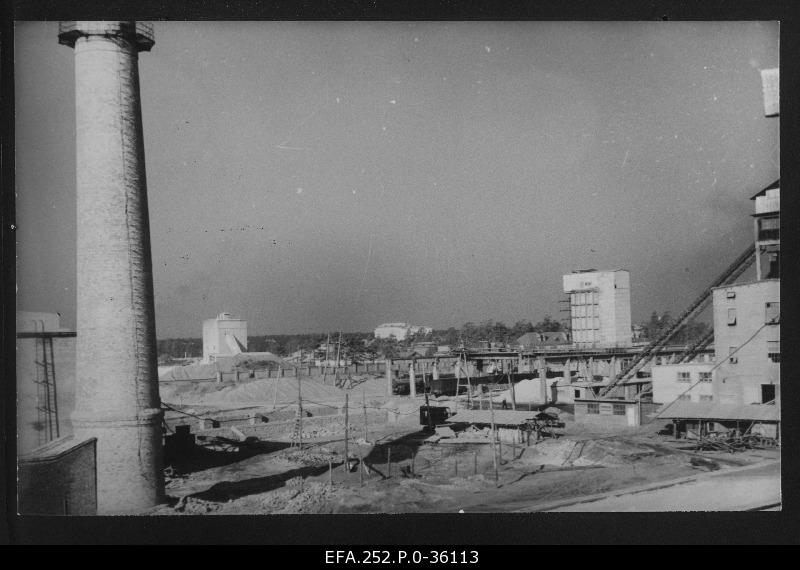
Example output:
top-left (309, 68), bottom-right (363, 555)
top-left (202, 312), bottom-right (248, 363)
top-left (563, 269), bottom-right (632, 348)
top-left (374, 322), bottom-right (433, 341)
top-left (711, 279), bottom-right (779, 406)
top-left (658, 179), bottom-right (780, 440)
top-left (651, 363), bottom-right (715, 405)
top-left (713, 180), bottom-right (780, 407)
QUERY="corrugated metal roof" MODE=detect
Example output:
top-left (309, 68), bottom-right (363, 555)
top-left (445, 409), bottom-right (538, 426)
top-left (656, 401), bottom-right (779, 421)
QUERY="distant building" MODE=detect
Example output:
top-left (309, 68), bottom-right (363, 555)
top-left (374, 323), bottom-right (432, 341)
top-left (515, 331), bottom-right (571, 349)
top-left (202, 312), bottom-right (247, 363)
top-left (563, 269), bottom-right (632, 348)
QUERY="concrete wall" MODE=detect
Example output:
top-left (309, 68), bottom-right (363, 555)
top-left (195, 408), bottom-right (389, 441)
top-left (651, 362), bottom-right (715, 405)
top-left (712, 280), bottom-right (780, 405)
top-left (18, 437), bottom-right (97, 515)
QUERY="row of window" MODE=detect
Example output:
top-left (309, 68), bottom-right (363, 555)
top-left (678, 394), bottom-right (713, 402)
top-left (572, 292), bottom-right (599, 306)
top-left (725, 302), bottom-right (780, 326)
top-left (586, 403), bottom-right (626, 416)
top-left (677, 371), bottom-right (712, 382)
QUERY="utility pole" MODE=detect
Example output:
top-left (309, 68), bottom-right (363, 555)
top-left (297, 368), bottom-right (303, 450)
top-left (489, 390), bottom-right (498, 486)
top-left (362, 388), bottom-right (368, 443)
top-left (344, 392), bottom-right (350, 476)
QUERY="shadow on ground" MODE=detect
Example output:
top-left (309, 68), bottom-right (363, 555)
top-left (188, 462), bottom-right (339, 502)
top-left (166, 438), bottom-right (293, 475)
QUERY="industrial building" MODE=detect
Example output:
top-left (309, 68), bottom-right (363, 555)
top-left (651, 363), bottom-right (715, 405)
top-left (563, 269), bottom-right (632, 348)
top-left (374, 322), bottom-right (432, 341)
top-left (658, 179), bottom-right (780, 440)
top-left (202, 312), bottom-right (248, 363)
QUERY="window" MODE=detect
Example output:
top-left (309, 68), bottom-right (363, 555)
top-left (700, 395), bottom-right (713, 402)
top-left (758, 216), bottom-right (779, 241)
top-left (677, 372), bottom-right (692, 383)
top-left (612, 404), bottom-right (626, 416)
top-left (678, 394), bottom-right (691, 401)
top-left (699, 372), bottom-right (712, 383)
top-left (726, 291), bottom-right (736, 299)
top-left (574, 389), bottom-right (581, 398)
top-left (728, 347), bottom-right (738, 364)
top-left (587, 403), bottom-right (600, 414)
top-left (767, 340), bottom-right (780, 363)
top-left (761, 384), bottom-right (776, 404)
top-left (765, 302), bottom-right (780, 324)
top-left (727, 308), bottom-right (736, 326)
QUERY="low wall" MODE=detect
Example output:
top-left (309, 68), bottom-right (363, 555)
top-left (195, 408), bottom-right (390, 441)
top-left (18, 436), bottom-right (97, 515)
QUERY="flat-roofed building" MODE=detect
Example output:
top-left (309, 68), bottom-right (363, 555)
top-left (563, 269), bottom-right (632, 348)
top-left (202, 312), bottom-right (248, 363)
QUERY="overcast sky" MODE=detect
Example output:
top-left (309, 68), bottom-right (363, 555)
top-left (15, 21), bottom-right (779, 337)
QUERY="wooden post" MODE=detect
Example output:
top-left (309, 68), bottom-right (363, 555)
top-left (409, 360), bottom-right (416, 398)
top-left (336, 331), bottom-right (342, 370)
top-left (507, 372), bottom-right (516, 410)
top-left (489, 395), bottom-right (498, 486)
top-left (387, 446), bottom-right (392, 478)
top-left (362, 388), bottom-right (368, 443)
top-left (359, 449), bottom-right (364, 486)
top-left (344, 392), bottom-right (349, 476)
top-left (386, 359), bottom-right (393, 397)
top-left (272, 377), bottom-right (278, 410)
top-left (297, 370), bottom-right (303, 450)
top-left (498, 433), bottom-right (503, 465)
top-left (328, 459), bottom-right (333, 489)
top-left (474, 451), bottom-right (478, 475)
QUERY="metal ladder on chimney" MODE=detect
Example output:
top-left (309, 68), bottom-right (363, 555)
top-left (33, 321), bottom-right (60, 445)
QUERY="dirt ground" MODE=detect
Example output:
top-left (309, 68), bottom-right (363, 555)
top-left (147, 375), bottom-right (781, 515)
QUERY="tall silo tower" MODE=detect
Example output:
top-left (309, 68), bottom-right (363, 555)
top-left (58, 21), bottom-right (164, 513)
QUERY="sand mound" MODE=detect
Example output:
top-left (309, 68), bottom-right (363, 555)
top-left (160, 377), bottom-right (345, 407)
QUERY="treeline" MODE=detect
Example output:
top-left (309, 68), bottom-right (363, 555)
top-left (640, 311), bottom-right (710, 345)
top-left (156, 312), bottom-right (710, 360)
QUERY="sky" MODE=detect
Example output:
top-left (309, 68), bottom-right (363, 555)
top-left (15, 21), bottom-right (779, 337)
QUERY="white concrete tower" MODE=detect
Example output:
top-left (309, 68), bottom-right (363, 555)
top-left (58, 21), bottom-right (164, 513)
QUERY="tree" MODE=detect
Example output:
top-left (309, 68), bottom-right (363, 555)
top-left (532, 315), bottom-right (562, 333)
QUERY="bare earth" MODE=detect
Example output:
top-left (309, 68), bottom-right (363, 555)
top-left (146, 375), bottom-right (781, 515)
